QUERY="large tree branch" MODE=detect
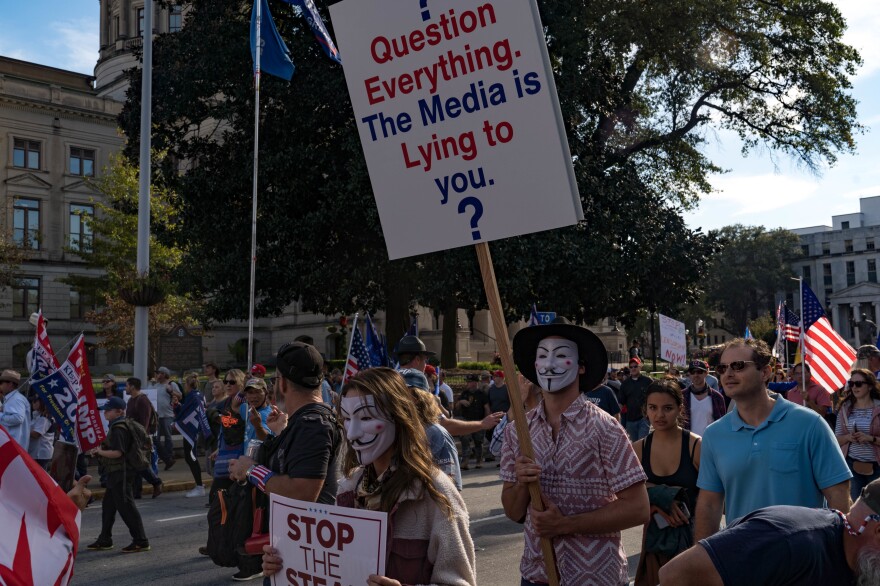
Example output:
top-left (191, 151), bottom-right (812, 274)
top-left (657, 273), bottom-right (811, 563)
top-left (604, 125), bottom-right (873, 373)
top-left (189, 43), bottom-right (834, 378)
top-left (591, 49), bottom-right (650, 150)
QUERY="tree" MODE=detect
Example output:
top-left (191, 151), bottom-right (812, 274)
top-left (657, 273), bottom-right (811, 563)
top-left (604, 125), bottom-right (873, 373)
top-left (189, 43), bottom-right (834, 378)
top-left (61, 154), bottom-right (202, 368)
top-left (0, 229), bottom-right (24, 292)
top-left (118, 0), bottom-right (858, 348)
top-left (704, 225), bottom-right (802, 333)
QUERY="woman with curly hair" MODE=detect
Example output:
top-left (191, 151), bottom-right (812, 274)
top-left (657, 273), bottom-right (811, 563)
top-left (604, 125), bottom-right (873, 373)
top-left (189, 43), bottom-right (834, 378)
top-left (262, 367), bottom-right (476, 586)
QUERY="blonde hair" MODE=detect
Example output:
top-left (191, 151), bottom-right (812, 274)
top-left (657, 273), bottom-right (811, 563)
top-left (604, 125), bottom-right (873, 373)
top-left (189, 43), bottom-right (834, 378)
top-left (340, 368), bottom-right (452, 517)
top-left (225, 368), bottom-right (246, 393)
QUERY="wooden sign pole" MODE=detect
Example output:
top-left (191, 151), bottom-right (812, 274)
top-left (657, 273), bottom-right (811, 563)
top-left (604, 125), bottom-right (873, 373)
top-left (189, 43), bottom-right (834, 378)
top-left (474, 242), bottom-right (560, 586)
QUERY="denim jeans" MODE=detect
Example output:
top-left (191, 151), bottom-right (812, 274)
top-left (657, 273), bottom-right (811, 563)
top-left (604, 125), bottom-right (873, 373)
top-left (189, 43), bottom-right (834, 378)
top-left (848, 458), bottom-right (880, 502)
top-left (625, 418), bottom-right (649, 442)
top-left (459, 429), bottom-right (484, 462)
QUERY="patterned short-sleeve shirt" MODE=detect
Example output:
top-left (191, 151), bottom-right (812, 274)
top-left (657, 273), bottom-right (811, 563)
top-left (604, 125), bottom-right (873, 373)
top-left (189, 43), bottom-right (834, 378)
top-left (500, 394), bottom-right (647, 586)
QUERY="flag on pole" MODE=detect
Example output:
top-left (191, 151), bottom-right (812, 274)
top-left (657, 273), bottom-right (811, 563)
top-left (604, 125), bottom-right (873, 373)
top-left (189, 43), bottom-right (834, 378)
top-left (30, 309), bottom-right (60, 379)
top-left (801, 283), bottom-right (857, 393)
top-left (744, 326), bottom-right (753, 340)
top-left (30, 335), bottom-right (105, 451)
top-left (364, 315), bottom-right (389, 367)
top-left (529, 304), bottom-right (539, 326)
top-left (772, 302), bottom-right (785, 361)
top-left (435, 366), bottom-right (441, 396)
top-left (250, 0), bottom-right (295, 81)
top-left (783, 306), bottom-right (801, 342)
top-left (343, 320), bottom-right (371, 383)
top-left (281, 0), bottom-right (341, 64)
top-left (0, 426), bottom-right (82, 586)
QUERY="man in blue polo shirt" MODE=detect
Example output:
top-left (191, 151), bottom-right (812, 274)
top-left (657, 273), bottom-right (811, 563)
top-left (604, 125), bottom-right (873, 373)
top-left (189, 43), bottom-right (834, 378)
top-left (694, 338), bottom-right (852, 541)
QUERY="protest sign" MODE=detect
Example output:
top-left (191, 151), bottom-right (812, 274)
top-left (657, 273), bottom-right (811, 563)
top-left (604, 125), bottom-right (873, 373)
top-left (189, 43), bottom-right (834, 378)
top-left (330, 0), bottom-right (582, 259)
top-left (270, 494), bottom-right (387, 586)
top-left (659, 314), bottom-right (687, 366)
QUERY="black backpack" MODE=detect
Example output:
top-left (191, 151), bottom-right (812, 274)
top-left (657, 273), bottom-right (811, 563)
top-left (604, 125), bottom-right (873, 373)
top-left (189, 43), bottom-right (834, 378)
top-left (206, 482), bottom-right (258, 567)
top-left (120, 419), bottom-right (151, 471)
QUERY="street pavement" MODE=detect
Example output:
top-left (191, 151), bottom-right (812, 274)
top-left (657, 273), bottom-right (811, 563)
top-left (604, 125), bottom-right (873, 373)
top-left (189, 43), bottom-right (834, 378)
top-left (72, 464), bottom-right (644, 585)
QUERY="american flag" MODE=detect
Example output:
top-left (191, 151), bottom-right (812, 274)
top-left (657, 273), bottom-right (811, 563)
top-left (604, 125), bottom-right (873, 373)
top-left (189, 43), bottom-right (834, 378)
top-left (343, 321), bottom-right (372, 384)
top-left (783, 306), bottom-right (801, 342)
top-left (801, 283), bottom-right (856, 393)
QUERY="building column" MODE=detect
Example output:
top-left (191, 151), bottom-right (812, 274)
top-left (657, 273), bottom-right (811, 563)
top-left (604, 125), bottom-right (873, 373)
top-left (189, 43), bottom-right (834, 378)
top-left (100, 0), bottom-right (108, 46)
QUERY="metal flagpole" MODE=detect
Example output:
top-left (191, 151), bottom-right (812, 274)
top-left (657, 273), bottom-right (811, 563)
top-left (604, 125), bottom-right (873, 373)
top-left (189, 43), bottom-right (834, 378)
top-left (246, 0), bottom-right (262, 373)
top-left (342, 314), bottom-right (359, 384)
top-left (134, 0), bottom-right (153, 382)
top-left (784, 302), bottom-right (790, 369)
top-left (798, 276), bottom-right (807, 397)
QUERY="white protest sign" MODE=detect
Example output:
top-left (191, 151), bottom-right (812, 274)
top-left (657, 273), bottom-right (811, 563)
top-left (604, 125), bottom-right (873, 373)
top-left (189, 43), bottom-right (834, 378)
top-left (330, 0), bottom-right (583, 260)
top-left (270, 493), bottom-right (388, 586)
top-left (659, 314), bottom-right (688, 367)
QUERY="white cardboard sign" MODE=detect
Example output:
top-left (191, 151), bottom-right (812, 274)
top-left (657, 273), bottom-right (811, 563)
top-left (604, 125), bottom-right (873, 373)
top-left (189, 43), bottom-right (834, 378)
top-left (659, 314), bottom-right (688, 367)
top-left (270, 493), bottom-right (388, 586)
top-left (329, 0), bottom-right (583, 259)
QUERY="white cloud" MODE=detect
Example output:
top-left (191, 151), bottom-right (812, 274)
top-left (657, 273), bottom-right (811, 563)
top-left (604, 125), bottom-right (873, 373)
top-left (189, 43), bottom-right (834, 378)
top-left (705, 173), bottom-right (821, 216)
top-left (48, 18), bottom-right (99, 74)
top-left (834, 0), bottom-right (880, 79)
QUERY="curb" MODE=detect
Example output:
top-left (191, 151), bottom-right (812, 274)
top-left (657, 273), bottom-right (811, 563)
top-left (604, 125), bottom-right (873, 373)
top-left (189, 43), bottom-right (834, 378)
top-left (90, 478), bottom-right (214, 501)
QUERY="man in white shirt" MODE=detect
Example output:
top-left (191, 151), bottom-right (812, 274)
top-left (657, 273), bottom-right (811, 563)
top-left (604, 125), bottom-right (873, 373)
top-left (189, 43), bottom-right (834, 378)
top-left (0, 369), bottom-right (31, 449)
top-left (682, 360), bottom-right (726, 437)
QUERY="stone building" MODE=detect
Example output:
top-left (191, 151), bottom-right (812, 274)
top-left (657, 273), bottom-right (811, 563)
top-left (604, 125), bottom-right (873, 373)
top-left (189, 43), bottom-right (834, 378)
top-left (790, 195), bottom-right (880, 346)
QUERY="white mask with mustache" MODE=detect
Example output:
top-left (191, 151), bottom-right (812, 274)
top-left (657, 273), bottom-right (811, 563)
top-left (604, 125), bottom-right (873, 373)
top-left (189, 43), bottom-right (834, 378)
top-left (535, 337), bottom-right (579, 392)
top-left (341, 395), bottom-right (396, 466)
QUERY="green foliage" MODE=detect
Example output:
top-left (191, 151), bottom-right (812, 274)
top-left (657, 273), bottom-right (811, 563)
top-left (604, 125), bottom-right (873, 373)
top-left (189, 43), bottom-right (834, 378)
top-left (0, 229), bottom-right (24, 291)
top-left (118, 0), bottom-right (859, 336)
top-left (456, 361), bottom-right (498, 371)
top-left (748, 314), bottom-right (779, 346)
top-left (705, 225), bottom-right (802, 332)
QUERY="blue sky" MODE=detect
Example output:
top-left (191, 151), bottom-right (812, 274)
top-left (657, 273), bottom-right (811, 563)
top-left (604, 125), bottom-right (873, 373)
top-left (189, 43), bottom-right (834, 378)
top-left (3, 0), bottom-right (878, 232)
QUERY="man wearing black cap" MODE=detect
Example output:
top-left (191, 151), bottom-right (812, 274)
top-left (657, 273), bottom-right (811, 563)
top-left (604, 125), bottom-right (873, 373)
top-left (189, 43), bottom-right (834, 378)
top-left (683, 360), bottom-right (726, 437)
top-left (229, 341), bottom-right (343, 504)
top-left (660, 478), bottom-right (880, 585)
top-left (501, 318), bottom-right (649, 585)
top-left (87, 396), bottom-right (150, 553)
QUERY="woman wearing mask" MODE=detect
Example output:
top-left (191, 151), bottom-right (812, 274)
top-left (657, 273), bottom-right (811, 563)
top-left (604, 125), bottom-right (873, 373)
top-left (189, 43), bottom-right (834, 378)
top-left (261, 367), bottom-right (477, 585)
top-left (632, 379), bottom-right (701, 585)
top-left (835, 368), bottom-right (880, 501)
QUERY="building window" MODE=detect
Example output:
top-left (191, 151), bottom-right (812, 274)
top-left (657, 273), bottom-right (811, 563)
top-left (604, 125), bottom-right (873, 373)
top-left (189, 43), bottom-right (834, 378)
top-left (721, 335), bottom-right (726, 343)
top-left (869, 259), bottom-right (877, 283)
top-left (842, 221), bottom-right (850, 230)
top-left (845, 239), bottom-right (854, 253)
top-left (823, 263), bottom-right (832, 286)
top-left (802, 265), bottom-right (812, 287)
top-left (70, 289), bottom-right (96, 319)
top-left (801, 244), bottom-right (809, 256)
top-left (12, 138), bottom-right (41, 169)
top-left (714, 335), bottom-right (718, 345)
top-left (69, 204), bottom-right (94, 252)
top-left (69, 147), bottom-right (95, 176)
top-left (13, 198), bottom-right (40, 249)
top-left (137, 7), bottom-right (145, 36)
top-left (12, 278), bottom-right (40, 318)
top-left (868, 238), bottom-right (875, 251)
top-left (825, 289), bottom-right (833, 306)
top-left (846, 261), bottom-right (855, 287)
top-left (169, 5), bottom-right (182, 32)
top-left (822, 242), bottom-right (831, 255)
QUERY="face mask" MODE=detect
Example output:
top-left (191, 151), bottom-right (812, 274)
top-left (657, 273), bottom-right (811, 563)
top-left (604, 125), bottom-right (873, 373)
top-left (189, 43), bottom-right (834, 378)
top-left (341, 395), bottom-right (396, 466)
top-left (535, 337), bottom-right (580, 392)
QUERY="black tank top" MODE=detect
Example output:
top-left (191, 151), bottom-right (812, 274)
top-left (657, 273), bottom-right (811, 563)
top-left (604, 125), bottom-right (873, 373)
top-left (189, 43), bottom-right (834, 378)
top-left (643, 429), bottom-right (700, 511)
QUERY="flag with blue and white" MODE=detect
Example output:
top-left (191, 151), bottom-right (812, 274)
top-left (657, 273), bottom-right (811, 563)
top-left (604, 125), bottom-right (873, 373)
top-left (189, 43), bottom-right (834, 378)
top-left (251, 0), bottom-right (295, 81)
top-left (365, 314), bottom-right (389, 367)
top-left (174, 391), bottom-right (211, 460)
top-left (344, 321), bottom-right (372, 383)
top-left (529, 304), bottom-right (539, 326)
top-left (281, 0), bottom-right (341, 64)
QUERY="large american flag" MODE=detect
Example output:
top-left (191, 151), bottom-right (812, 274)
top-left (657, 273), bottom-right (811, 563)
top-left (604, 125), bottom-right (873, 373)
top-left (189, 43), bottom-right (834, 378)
top-left (343, 321), bottom-right (372, 384)
top-left (802, 283), bottom-right (856, 393)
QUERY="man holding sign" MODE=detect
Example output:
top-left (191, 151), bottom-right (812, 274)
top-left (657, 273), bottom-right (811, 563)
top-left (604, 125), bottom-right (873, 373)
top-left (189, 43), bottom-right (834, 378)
top-left (503, 318), bottom-right (649, 585)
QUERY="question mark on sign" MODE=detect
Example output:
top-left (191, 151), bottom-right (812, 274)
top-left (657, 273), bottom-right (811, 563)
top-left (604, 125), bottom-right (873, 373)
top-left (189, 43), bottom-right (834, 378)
top-left (419, 0), bottom-right (430, 21)
top-left (457, 197), bottom-right (484, 240)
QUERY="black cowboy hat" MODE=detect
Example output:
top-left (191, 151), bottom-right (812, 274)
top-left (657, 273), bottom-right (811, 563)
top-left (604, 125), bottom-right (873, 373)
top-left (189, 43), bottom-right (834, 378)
top-left (513, 317), bottom-right (608, 392)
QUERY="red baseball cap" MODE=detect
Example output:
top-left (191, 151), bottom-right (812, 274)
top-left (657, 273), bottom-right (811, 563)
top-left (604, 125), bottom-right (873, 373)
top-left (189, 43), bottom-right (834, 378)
top-left (250, 363), bottom-right (266, 376)
top-left (423, 364), bottom-right (436, 376)
top-left (629, 357), bottom-right (642, 366)
top-left (493, 370), bottom-right (504, 378)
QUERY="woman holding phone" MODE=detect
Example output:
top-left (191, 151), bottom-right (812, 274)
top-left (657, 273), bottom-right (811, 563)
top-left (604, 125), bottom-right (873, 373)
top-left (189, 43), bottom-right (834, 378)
top-left (632, 379), bottom-right (701, 586)
top-left (834, 368), bottom-right (880, 502)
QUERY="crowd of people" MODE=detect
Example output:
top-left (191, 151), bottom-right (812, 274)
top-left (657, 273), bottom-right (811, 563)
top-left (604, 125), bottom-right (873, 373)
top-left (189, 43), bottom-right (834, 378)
top-left (3, 323), bottom-right (880, 586)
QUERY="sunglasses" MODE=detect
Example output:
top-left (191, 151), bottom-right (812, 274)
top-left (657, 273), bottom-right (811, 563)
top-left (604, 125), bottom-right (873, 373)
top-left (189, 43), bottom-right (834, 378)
top-left (848, 380), bottom-right (868, 388)
top-left (715, 361), bottom-right (757, 375)
top-left (224, 380), bottom-right (236, 384)
top-left (688, 369), bottom-right (706, 375)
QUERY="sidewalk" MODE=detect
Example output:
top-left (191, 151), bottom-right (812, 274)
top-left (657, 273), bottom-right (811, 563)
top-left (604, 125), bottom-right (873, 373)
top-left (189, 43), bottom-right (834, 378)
top-left (86, 457), bottom-right (215, 500)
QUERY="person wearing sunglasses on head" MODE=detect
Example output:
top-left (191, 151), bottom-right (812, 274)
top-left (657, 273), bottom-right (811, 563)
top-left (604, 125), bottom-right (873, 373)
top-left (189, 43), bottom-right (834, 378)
top-left (659, 478), bottom-right (880, 586)
top-left (835, 369), bottom-right (880, 503)
top-left (693, 338), bottom-right (852, 543)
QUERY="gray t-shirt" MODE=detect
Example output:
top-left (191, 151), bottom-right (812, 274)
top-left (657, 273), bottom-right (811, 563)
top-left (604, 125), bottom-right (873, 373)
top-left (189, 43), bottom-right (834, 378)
top-left (155, 381), bottom-right (180, 418)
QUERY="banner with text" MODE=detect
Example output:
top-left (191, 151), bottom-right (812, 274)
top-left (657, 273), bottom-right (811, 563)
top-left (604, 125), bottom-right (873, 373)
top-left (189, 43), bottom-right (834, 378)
top-left (270, 494), bottom-right (388, 586)
top-left (659, 314), bottom-right (687, 367)
top-left (329, 0), bottom-right (583, 259)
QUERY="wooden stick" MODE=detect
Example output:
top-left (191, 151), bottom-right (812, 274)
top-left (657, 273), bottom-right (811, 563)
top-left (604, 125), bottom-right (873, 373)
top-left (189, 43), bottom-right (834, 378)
top-left (474, 242), bottom-right (560, 586)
